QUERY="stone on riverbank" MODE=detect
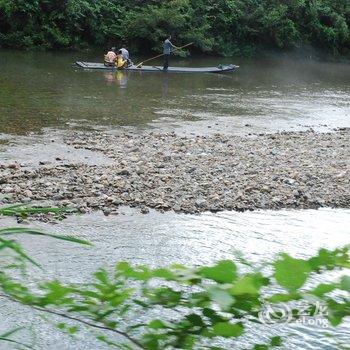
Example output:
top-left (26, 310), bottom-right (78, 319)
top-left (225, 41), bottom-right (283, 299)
top-left (0, 129), bottom-right (349, 215)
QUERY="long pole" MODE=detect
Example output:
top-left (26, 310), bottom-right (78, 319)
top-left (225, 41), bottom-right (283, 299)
top-left (135, 42), bottom-right (194, 68)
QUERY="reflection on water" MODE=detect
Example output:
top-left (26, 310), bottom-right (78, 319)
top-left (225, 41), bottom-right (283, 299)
top-left (104, 71), bottom-right (129, 89)
top-left (0, 49), bottom-right (349, 135)
top-left (0, 208), bottom-right (349, 349)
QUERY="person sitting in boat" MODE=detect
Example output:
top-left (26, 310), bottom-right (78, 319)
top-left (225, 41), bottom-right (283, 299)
top-left (163, 35), bottom-right (179, 71)
top-left (119, 46), bottom-right (131, 65)
top-left (104, 47), bottom-right (117, 66)
top-left (115, 50), bottom-right (128, 69)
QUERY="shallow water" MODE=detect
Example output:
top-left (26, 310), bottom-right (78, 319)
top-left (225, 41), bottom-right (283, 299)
top-left (0, 50), bottom-right (350, 136)
top-left (1, 49), bottom-right (349, 349)
top-left (0, 208), bottom-right (349, 349)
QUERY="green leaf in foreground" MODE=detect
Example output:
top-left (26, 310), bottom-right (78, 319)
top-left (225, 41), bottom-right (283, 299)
top-left (231, 273), bottom-right (267, 296)
top-left (148, 320), bottom-right (168, 330)
top-left (0, 204), bottom-right (76, 218)
top-left (270, 336), bottom-right (282, 346)
top-left (340, 276), bottom-right (350, 292)
top-left (274, 254), bottom-right (311, 291)
top-left (212, 322), bottom-right (244, 338)
top-left (0, 227), bottom-right (91, 246)
top-left (199, 260), bottom-right (237, 283)
top-left (327, 300), bottom-right (350, 326)
top-left (0, 213), bottom-right (348, 350)
top-left (310, 283), bottom-right (337, 297)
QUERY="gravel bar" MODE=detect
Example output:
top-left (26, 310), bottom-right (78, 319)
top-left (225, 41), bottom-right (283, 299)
top-left (0, 129), bottom-right (349, 215)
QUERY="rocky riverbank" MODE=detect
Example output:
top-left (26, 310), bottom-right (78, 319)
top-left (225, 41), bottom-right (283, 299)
top-left (0, 129), bottom-right (349, 215)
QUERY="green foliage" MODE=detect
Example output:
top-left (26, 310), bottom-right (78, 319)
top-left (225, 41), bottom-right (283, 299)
top-left (0, 238), bottom-right (349, 348)
top-left (274, 254), bottom-right (311, 291)
top-left (0, 0), bottom-right (349, 55)
top-left (0, 204), bottom-right (76, 220)
top-left (0, 207), bottom-right (349, 349)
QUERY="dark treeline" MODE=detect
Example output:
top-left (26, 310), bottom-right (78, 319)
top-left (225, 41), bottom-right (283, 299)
top-left (0, 0), bottom-right (349, 56)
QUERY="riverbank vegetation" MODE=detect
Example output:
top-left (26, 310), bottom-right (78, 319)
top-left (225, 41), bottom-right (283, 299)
top-left (0, 206), bottom-right (349, 349)
top-left (0, 0), bottom-right (349, 56)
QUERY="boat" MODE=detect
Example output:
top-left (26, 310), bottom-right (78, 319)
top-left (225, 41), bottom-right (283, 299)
top-left (75, 61), bottom-right (238, 74)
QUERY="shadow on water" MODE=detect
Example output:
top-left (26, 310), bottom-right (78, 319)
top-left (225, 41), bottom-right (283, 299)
top-left (0, 49), bottom-right (350, 135)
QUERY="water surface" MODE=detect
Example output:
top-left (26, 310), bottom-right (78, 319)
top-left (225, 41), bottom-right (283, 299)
top-left (0, 50), bottom-right (349, 135)
top-left (1, 50), bottom-right (349, 349)
top-left (1, 208), bottom-right (349, 349)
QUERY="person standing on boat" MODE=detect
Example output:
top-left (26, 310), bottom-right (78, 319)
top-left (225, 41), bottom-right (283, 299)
top-left (104, 47), bottom-right (117, 66)
top-left (163, 35), bottom-right (179, 71)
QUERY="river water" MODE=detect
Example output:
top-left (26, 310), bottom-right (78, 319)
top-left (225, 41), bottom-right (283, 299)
top-left (0, 49), bottom-right (350, 135)
top-left (1, 208), bottom-right (349, 349)
top-left (0, 50), bottom-right (349, 349)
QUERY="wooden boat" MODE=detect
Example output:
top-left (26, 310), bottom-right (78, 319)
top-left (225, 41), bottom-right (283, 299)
top-left (75, 61), bottom-right (238, 74)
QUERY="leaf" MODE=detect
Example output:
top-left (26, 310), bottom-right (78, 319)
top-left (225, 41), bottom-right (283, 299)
top-left (340, 276), bottom-right (350, 292)
top-left (271, 336), bottom-right (282, 346)
top-left (212, 322), bottom-right (243, 338)
top-left (310, 283), bottom-right (337, 297)
top-left (182, 335), bottom-right (195, 349)
top-left (150, 287), bottom-right (182, 306)
top-left (0, 204), bottom-right (75, 217)
top-left (152, 268), bottom-right (176, 280)
top-left (186, 313), bottom-right (204, 327)
top-left (94, 270), bottom-right (109, 284)
top-left (148, 320), bottom-right (168, 329)
top-left (40, 281), bottom-right (74, 305)
top-left (116, 262), bottom-right (151, 281)
top-left (308, 247), bottom-right (350, 270)
top-left (68, 326), bottom-right (79, 334)
top-left (231, 274), bottom-right (267, 296)
top-left (253, 345), bottom-right (269, 350)
top-left (0, 227), bottom-right (91, 246)
top-left (202, 308), bottom-right (226, 323)
top-left (142, 333), bottom-right (159, 350)
top-left (327, 300), bottom-right (349, 326)
top-left (274, 254), bottom-right (311, 291)
top-left (0, 237), bottom-right (40, 266)
top-left (268, 293), bottom-right (300, 303)
top-left (199, 260), bottom-right (237, 283)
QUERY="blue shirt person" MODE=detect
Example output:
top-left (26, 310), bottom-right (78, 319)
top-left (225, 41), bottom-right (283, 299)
top-left (163, 35), bottom-right (179, 70)
top-left (118, 46), bottom-right (131, 66)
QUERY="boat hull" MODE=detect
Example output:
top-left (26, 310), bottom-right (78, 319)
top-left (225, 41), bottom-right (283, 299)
top-left (75, 61), bottom-right (238, 73)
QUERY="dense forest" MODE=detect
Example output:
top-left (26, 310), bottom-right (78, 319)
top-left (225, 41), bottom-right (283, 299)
top-left (0, 0), bottom-right (349, 56)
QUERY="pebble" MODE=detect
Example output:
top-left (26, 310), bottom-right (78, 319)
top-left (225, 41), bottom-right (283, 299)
top-left (0, 129), bottom-right (349, 217)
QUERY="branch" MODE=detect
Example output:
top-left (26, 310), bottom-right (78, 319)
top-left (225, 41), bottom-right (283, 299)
top-left (0, 293), bottom-right (145, 349)
top-left (0, 336), bottom-right (35, 350)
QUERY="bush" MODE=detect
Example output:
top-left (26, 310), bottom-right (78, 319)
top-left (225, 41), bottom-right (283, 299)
top-left (0, 0), bottom-right (349, 55)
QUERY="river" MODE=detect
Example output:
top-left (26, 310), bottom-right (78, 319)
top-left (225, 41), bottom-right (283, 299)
top-left (1, 208), bottom-right (349, 349)
top-left (0, 49), bottom-right (349, 349)
top-left (0, 49), bottom-right (350, 135)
